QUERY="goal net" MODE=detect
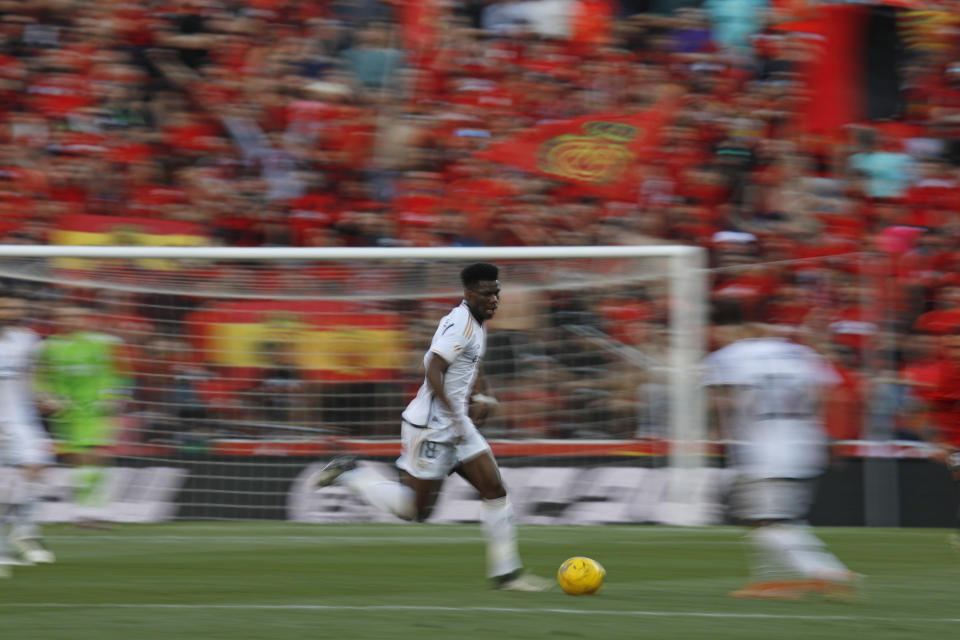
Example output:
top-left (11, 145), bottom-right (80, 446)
top-left (0, 245), bottom-right (711, 525)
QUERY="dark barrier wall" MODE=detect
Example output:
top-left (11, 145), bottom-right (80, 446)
top-left (141, 455), bottom-right (958, 526)
top-left (809, 459), bottom-right (957, 528)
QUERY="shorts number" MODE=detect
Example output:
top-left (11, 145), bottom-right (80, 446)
top-left (421, 441), bottom-right (440, 460)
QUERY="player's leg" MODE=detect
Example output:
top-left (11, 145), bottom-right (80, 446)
top-left (457, 451), bottom-right (518, 579)
top-left (69, 447), bottom-right (113, 528)
top-left (751, 523), bottom-right (853, 579)
top-left (731, 478), bottom-right (856, 599)
top-left (728, 520), bottom-right (811, 600)
top-left (5, 422), bottom-right (55, 563)
top-left (728, 477), bottom-right (789, 591)
top-left (59, 410), bottom-right (118, 528)
top-left (758, 480), bottom-right (852, 579)
top-left (69, 413), bottom-right (114, 512)
top-left (0, 463), bottom-right (18, 576)
top-left (398, 471), bottom-right (445, 521)
top-left (311, 421), bottom-right (448, 521)
top-left (9, 464), bottom-right (55, 563)
top-left (0, 508), bottom-right (12, 577)
top-left (457, 438), bottom-right (551, 591)
top-left (309, 455), bottom-right (420, 521)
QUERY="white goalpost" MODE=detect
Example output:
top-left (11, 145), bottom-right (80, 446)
top-left (0, 244), bottom-right (711, 525)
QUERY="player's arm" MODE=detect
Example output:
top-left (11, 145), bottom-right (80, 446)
top-left (702, 348), bottom-right (737, 441)
top-left (32, 339), bottom-right (67, 414)
top-left (425, 353), bottom-right (464, 420)
top-left (706, 384), bottom-right (736, 441)
top-left (469, 363), bottom-right (498, 428)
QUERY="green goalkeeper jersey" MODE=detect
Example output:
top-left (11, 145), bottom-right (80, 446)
top-left (37, 330), bottom-right (126, 412)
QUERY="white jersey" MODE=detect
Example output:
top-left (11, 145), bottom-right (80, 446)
top-left (703, 337), bottom-right (840, 480)
top-left (0, 327), bottom-right (42, 427)
top-left (0, 326), bottom-right (52, 466)
top-left (402, 301), bottom-right (486, 429)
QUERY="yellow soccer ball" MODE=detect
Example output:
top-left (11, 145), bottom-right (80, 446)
top-left (557, 556), bottom-right (606, 595)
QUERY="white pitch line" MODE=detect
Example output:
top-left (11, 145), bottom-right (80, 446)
top-left (0, 603), bottom-right (957, 623)
top-left (44, 535), bottom-right (742, 546)
top-left (42, 524), bottom-right (946, 537)
top-left (42, 534), bottom-right (922, 547)
top-left (60, 524), bottom-right (940, 538)
top-left (44, 535), bottom-right (488, 544)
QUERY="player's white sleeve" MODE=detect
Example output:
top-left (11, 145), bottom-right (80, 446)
top-left (815, 357), bottom-right (843, 387)
top-left (429, 309), bottom-right (472, 365)
top-left (703, 346), bottom-right (738, 386)
top-left (799, 346), bottom-right (842, 388)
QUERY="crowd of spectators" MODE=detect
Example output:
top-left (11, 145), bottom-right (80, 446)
top-left (3, 0), bottom-right (960, 441)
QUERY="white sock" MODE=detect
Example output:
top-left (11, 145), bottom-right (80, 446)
top-left (0, 506), bottom-right (10, 559)
top-left (482, 496), bottom-right (522, 579)
top-left (338, 466), bottom-right (416, 521)
top-left (753, 525), bottom-right (850, 580)
top-left (10, 479), bottom-right (43, 541)
top-left (744, 529), bottom-right (785, 581)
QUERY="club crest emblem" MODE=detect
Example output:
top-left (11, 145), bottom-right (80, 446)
top-left (537, 121), bottom-right (642, 185)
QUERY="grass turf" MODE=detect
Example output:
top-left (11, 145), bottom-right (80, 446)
top-left (2, 523), bottom-right (959, 639)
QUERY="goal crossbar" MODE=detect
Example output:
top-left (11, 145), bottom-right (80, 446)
top-left (0, 244), bottom-right (702, 261)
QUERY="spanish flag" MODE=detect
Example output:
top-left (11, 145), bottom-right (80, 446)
top-left (51, 214), bottom-right (209, 270)
top-left (186, 300), bottom-right (408, 383)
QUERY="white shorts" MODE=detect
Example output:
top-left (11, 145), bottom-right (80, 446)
top-left (396, 420), bottom-right (492, 480)
top-left (730, 477), bottom-right (814, 523)
top-left (0, 421), bottom-right (55, 467)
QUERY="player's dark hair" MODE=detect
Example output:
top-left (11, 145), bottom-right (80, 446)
top-left (461, 262), bottom-right (498, 289)
top-left (710, 297), bottom-right (746, 326)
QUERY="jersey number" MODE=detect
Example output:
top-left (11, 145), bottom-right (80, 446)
top-left (750, 374), bottom-right (818, 421)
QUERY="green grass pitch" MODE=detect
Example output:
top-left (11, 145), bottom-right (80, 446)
top-left (2, 523), bottom-right (959, 639)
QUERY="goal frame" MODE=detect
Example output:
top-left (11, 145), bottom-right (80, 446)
top-left (0, 243), bottom-right (708, 465)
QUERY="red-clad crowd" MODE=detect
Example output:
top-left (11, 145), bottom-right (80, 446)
top-left (3, 0), bottom-right (960, 443)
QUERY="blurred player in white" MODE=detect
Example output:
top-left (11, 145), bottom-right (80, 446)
top-left (704, 299), bottom-right (857, 601)
top-left (0, 294), bottom-right (55, 576)
top-left (311, 262), bottom-right (551, 591)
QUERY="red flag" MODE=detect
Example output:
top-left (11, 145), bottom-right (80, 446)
top-left (776, 6), bottom-right (863, 135)
top-left (476, 99), bottom-right (678, 200)
top-left (775, 4), bottom-right (907, 135)
top-left (401, 0), bottom-right (442, 55)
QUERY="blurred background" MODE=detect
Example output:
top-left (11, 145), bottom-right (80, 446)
top-left (0, 0), bottom-right (958, 526)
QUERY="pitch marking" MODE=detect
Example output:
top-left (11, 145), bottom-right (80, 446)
top-left (0, 603), bottom-right (957, 623)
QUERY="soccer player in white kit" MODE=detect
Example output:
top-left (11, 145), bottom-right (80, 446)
top-left (311, 263), bottom-right (551, 591)
top-left (704, 300), bottom-right (858, 601)
top-left (0, 295), bottom-right (55, 576)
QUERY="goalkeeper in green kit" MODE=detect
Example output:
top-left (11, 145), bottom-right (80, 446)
top-left (37, 304), bottom-right (129, 522)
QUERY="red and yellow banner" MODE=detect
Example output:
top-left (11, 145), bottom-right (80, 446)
top-left (52, 214), bottom-right (209, 270)
top-left (476, 98), bottom-right (679, 200)
top-left (187, 301), bottom-right (408, 383)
